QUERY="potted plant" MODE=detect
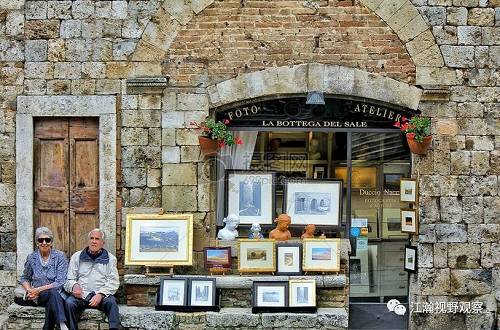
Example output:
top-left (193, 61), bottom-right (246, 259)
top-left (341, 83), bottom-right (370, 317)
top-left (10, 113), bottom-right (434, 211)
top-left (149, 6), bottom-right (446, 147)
top-left (394, 115), bottom-right (432, 155)
top-left (190, 119), bottom-right (243, 156)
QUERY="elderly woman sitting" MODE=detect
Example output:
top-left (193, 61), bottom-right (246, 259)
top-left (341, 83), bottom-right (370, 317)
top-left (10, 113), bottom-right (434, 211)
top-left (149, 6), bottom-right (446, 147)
top-left (20, 227), bottom-right (69, 330)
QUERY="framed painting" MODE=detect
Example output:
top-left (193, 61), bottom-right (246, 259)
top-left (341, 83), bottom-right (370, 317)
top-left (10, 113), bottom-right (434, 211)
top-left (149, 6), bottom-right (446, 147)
top-left (289, 280), bottom-right (316, 307)
top-left (401, 209), bottom-right (418, 233)
top-left (384, 173), bottom-right (402, 191)
top-left (237, 239), bottom-right (276, 273)
top-left (225, 170), bottom-right (276, 225)
top-left (276, 243), bottom-right (302, 275)
top-left (158, 277), bottom-right (188, 306)
top-left (203, 247), bottom-right (231, 270)
top-left (283, 179), bottom-right (343, 226)
top-left (302, 238), bottom-right (341, 272)
top-left (188, 278), bottom-right (217, 307)
top-left (125, 214), bottom-right (193, 266)
top-left (252, 281), bottom-right (288, 308)
top-left (400, 178), bottom-right (417, 203)
top-left (404, 245), bottom-right (417, 273)
top-left (313, 164), bottom-right (327, 179)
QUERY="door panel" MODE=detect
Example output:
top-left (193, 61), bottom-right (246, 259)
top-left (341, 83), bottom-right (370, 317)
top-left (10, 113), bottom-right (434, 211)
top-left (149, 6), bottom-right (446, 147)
top-left (34, 119), bottom-right (70, 254)
top-left (34, 118), bottom-right (99, 256)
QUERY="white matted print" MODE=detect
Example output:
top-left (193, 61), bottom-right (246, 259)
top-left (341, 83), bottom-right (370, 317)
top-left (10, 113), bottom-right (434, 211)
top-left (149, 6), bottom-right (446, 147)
top-left (289, 280), bottom-right (316, 307)
top-left (159, 278), bottom-right (187, 306)
top-left (401, 209), bottom-right (418, 233)
top-left (226, 171), bottom-right (275, 225)
top-left (238, 239), bottom-right (276, 273)
top-left (303, 239), bottom-right (341, 272)
top-left (276, 244), bottom-right (302, 275)
top-left (125, 214), bottom-right (193, 266)
top-left (284, 179), bottom-right (342, 226)
top-left (400, 179), bottom-right (417, 202)
top-left (253, 282), bottom-right (288, 307)
top-left (189, 278), bottom-right (216, 306)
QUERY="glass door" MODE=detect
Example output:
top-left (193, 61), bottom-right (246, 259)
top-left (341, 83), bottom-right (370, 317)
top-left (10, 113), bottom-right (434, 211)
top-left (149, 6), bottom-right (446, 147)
top-left (348, 132), bottom-right (411, 330)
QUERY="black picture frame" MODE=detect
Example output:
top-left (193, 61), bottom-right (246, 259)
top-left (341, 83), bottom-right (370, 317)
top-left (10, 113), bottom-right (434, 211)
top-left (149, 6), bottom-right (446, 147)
top-left (225, 170), bottom-right (276, 225)
top-left (313, 164), bottom-right (327, 179)
top-left (276, 242), bottom-right (302, 276)
top-left (188, 277), bottom-right (217, 307)
top-left (404, 245), bottom-right (418, 273)
top-left (252, 281), bottom-right (289, 309)
top-left (158, 277), bottom-right (188, 306)
top-left (283, 178), bottom-right (343, 226)
top-left (203, 247), bottom-right (232, 270)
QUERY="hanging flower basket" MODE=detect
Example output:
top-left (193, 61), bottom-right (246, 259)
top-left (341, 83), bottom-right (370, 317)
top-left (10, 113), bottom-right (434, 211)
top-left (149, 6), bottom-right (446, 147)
top-left (406, 135), bottom-right (432, 155)
top-left (198, 136), bottom-right (219, 157)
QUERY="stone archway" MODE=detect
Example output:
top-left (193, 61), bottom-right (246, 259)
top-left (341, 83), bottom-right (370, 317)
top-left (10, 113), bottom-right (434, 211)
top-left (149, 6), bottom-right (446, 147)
top-left (131, 0), bottom-right (443, 68)
top-left (206, 63), bottom-right (422, 110)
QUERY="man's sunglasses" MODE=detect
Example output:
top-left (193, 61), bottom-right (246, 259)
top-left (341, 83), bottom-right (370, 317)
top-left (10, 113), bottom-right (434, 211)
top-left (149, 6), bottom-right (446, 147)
top-left (37, 238), bottom-right (52, 244)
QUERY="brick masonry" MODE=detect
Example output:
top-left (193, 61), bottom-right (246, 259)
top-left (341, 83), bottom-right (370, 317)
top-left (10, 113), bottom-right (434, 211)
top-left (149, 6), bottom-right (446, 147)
top-left (0, 0), bottom-right (498, 329)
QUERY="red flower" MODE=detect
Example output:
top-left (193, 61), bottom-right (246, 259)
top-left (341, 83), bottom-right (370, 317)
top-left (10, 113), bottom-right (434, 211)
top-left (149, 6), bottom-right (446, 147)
top-left (401, 116), bottom-right (408, 122)
top-left (218, 141), bottom-right (226, 148)
top-left (401, 122), bottom-right (409, 131)
top-left (407, 133), bottom-right (416, 139)
top-left (394, 121), bottom-right (401, 128)
top-left (235, 137), bottom-right (243, 145)
top-left (223, 119), bottom-right (230, 125)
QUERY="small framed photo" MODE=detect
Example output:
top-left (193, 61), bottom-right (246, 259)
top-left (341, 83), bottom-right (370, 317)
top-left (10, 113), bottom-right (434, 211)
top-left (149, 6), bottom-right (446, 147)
top-left (238, 239), bottom-right (276, 273)
top-left (276, 243), bottom-right (302, 275)
top-left (283, 179), bottom-right (343, 226)
top-left (204, 247), bottom-right (231, 270)
top-left (404, 245), bottom-right (417, 273)
top-left (289, 280), bottom-right (316, 307)
top-left (400, 179), bottom-right (417, 202)
top-left (188, 278), bottom-right (217, 306)
top-left (226, 170), bottom-right (276, 225)
top-left (125, 214), bottom-right (193, 266)
top-left (313, 164), bottom-right (327, 179)
top-left (302, 239), bottom-right (341, 272)
top-left (158, 277), bottom-right (188, 306)
top-left (252, 281), bottom-right (288, 308)
top-left (401, 209), bottom-right (418, 233)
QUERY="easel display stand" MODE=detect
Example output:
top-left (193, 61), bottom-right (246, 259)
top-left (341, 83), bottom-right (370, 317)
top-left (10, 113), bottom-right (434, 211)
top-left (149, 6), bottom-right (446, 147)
top-left (144, 265), bottom-right (174, 276)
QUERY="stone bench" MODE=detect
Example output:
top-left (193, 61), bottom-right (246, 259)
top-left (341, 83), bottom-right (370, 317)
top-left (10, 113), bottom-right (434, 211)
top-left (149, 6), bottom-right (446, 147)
top-left (6, 304), bottom-right (348, 329)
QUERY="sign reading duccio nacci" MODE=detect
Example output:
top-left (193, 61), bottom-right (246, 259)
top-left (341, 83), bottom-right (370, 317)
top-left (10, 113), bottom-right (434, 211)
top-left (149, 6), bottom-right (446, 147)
top-left (216, 97), bottom-right (418, 130)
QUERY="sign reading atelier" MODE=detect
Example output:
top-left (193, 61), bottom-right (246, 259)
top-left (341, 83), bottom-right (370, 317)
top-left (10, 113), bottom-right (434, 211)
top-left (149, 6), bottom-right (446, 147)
top-left (215, 97), bottom-right (418, 129)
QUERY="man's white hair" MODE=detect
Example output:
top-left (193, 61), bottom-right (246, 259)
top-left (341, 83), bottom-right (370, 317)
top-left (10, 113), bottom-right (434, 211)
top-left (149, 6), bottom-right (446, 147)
top-left (88, 228), bottom-right (105, 241)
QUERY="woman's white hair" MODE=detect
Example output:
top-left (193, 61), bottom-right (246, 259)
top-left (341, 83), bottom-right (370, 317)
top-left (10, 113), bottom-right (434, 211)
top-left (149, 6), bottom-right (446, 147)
top-left (88, 228), bottom-right (105, 241)
top-left (35, 227), bottom-right (54, 241)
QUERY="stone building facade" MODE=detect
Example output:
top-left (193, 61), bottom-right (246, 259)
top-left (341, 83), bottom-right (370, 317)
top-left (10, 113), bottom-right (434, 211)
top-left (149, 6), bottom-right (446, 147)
top-left (0, 0), bottom-right (498, 329)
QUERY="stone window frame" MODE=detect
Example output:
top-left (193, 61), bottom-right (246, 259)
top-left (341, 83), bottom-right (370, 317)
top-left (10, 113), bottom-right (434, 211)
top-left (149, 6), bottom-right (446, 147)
top-left (15, 95), bottom-right (117, 274)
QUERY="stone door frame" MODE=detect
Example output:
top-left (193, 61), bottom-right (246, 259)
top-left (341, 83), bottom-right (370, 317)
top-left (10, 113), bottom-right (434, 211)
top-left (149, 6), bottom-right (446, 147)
top-left (15, 95), bottom-right (117, 274)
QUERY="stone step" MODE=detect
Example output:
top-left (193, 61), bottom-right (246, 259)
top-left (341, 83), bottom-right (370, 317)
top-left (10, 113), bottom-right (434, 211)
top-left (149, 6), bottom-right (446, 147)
top-left (7, 304), bottom-right (348, 329)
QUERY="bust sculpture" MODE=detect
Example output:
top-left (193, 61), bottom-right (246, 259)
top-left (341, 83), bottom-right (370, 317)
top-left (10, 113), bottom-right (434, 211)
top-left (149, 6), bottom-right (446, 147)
top-left (309, 139), bottom-right (321, 160)
top-left (248, 223), bottom-right (263, 239)
top-left (269, 214), bottom-right (292, 241)
top-left (217, 214), bottom-right (240, 240)
top-left (301, 224), bottom-right (316, 239)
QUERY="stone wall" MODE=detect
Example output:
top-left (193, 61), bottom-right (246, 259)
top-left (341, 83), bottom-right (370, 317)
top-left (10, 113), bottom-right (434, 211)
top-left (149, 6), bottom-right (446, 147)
top-left (0, 0), bottom-right (498, 329)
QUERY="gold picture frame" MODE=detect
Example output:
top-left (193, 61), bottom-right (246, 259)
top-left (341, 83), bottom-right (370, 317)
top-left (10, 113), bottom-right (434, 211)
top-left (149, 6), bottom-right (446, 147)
top-left (289, 279), bottom-right (316, 307)
top-left (302, 238), bottom-right (341, 272)
top-left (237, 239), bottom-right (276, 273)
top-left (125, 213), bottom-right (193, 266)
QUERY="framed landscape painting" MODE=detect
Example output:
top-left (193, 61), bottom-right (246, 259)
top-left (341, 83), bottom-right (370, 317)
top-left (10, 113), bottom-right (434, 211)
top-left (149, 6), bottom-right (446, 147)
top-left (252, 281), bottom-right (288, 308)
top-left (237, 239), bottom-right (276, 273)
top-left (283, 179), bottom-right (343, 226)
top-left (302, 238), bottom-right (341, 272)
top-left (226, 170), bottom-right (276, 225)
top-left (204, 247), bottom-right (231, 270)
top-left (125, 214), bottom-right (193, 266)
top-left (400, 179), bottom-right (417, 203)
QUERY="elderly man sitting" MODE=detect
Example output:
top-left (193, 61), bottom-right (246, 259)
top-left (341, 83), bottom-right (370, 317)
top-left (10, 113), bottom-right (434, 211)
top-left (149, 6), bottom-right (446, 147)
top-left (63, 229), bottom-right (120, 330)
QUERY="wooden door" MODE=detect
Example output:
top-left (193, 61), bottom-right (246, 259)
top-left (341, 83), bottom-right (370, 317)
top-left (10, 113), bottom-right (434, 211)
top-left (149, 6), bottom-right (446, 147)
top-left (34, 118), bottom-right (99, 256)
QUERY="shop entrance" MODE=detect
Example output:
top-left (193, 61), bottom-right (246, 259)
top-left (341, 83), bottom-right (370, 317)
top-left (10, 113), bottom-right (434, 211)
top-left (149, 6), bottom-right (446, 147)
top-left (216, 96), bottom-right (414, 329)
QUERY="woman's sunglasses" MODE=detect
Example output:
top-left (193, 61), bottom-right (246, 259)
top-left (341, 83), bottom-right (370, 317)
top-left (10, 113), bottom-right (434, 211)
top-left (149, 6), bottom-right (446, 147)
top-left (37, 237), bottom-right (52, 244)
